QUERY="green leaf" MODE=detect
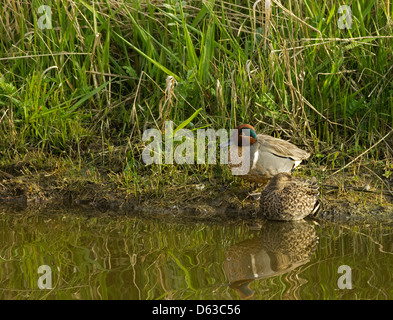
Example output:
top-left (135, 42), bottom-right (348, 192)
top-left (178, 0), bottom-right (199, 68)
top-left (171, 108), bottom-right (203, 138)
top-left (64, 80), bottom-right (111, 117)
top-left (114, 31), bottom-right (181, 82)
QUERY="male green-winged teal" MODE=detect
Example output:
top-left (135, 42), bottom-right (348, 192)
top-left (221, 124), bottom-right (310, 184)
top-left (259, 172), bottom-right (319, 221)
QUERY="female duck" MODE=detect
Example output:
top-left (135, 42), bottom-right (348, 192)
top-left (221, 124), bottom-right (310, 184)
top-left (259, 172), bottom-right (319, 221)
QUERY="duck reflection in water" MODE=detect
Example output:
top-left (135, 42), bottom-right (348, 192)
top-left (223, 220), bottom-right (318, 299)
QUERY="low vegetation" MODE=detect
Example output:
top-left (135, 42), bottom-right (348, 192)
top-left (0, 0), bottom-right (392, 207)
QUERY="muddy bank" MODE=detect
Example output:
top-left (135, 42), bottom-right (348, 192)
top-left (1, 167), bottom-right (393, 224)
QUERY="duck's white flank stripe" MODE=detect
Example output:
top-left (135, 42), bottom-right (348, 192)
top-left (252, 149), bottom-right (259, 169)
top-left (294, 160), bottom-right (302, 168)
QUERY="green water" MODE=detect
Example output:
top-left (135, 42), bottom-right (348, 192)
top-left (1, 208), bottom-right (393, 300)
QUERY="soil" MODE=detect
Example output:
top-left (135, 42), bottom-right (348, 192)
top-left (1, 163), bottom-right (393, 225)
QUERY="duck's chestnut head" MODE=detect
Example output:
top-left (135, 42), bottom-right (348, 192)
top-left (236, 124), bottom-right (258, 146)
top-left (219, 124), bottom-right (258, 147)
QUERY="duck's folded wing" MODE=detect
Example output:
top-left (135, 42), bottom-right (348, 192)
top-left (288, 178), bottom-right (319, 196)
top-left (258, 134), bottom-right (310, 161)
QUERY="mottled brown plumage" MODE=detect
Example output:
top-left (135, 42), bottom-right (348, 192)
top-left (223, 220), bottom-right (318, 299)
top-left (259, 172), bottom-right (319, 221)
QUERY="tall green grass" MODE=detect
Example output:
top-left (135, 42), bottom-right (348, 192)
top-left (0, 0), bottom-right (392, 188)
